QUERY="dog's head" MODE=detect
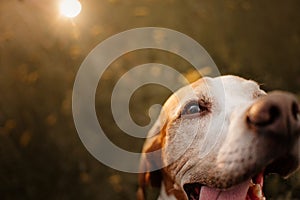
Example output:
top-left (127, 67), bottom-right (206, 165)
top-left (138, 75), bottom-right (300, 200)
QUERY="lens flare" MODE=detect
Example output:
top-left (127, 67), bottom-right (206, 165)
top-left (59, 0), bottom-right (82, 18)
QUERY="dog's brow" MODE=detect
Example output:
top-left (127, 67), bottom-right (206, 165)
top-left (197, 94), bottom-right (212, 108)
top-left (199, 94), bottom-right (211, 103)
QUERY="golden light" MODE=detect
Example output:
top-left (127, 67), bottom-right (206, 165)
top-left (59, 0), bottom-right (82, 18)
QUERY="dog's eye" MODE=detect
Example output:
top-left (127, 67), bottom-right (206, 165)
top-left (182, 101), bottom-right (203, 115)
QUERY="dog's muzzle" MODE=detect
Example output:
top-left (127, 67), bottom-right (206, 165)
top-left (184, 91), bottom-right (300, 200)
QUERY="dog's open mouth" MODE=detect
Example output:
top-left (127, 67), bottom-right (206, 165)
top-left (183, 172), bottom-right (265, 200)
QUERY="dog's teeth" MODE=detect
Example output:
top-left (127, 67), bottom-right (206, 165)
top-left (253, 184), bottom-right (264, 199)
top-left (255, 186), bottom-right (262, 196)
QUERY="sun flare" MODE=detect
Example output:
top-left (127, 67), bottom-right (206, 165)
top-left (59, 0), bottom-right (82, 18)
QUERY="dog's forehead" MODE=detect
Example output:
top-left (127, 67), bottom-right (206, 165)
top-left (173, 75), bottom-right (259, 101)
top-left (216, 75), bottom-right (261, 97)
top-left (192, 75), bottom-right (259, 93)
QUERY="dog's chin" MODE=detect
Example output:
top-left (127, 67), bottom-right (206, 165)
top-left (183, 172), bottom-right (265, 200)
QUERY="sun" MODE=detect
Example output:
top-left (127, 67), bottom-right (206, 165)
top-left (59, 0), bottom-right (82, 18)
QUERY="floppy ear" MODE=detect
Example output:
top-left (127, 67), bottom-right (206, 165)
top-left (137, 113), bottom-right (167, 200)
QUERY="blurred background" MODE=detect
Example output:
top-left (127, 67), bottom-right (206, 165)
top-left (0, 0), bottom-right (300, 199)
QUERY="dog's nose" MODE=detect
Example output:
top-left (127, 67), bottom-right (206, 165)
top-left (247, 91), bottom-right (300, 137)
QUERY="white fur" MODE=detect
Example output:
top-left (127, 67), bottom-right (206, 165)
top-left (143, 75), bottom-right (298, 200)
top-left (155, 75), bottom-right (266, 199)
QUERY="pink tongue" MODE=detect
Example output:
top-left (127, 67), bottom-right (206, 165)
top-left (199, 180), bottom-right (250, 200)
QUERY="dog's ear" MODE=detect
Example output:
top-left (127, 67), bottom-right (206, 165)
top-left (137, 113), bottom-right (167, 200)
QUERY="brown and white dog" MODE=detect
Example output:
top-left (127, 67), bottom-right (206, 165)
top-left (137, 75), bottom-right (300, 200)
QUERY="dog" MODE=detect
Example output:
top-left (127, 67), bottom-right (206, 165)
top-left (137, 75), bottom-right (300, 200)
